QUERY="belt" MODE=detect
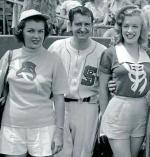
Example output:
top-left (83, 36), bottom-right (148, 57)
top-left (64, 97), bottom-right (91, 102)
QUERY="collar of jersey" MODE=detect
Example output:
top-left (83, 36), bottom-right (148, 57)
top-left (115, 43), bottom-right (150, 64)
top-left (66, 37), bottom-right (96, 55)
top-left (22, 46), bottom-right (44, 56)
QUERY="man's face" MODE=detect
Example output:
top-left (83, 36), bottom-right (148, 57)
top-left (70, 13), bottom-right (93, 41)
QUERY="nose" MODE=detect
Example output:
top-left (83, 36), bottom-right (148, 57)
top-left (80, 25), bottom-right (86, 31)
top-left (33, 31), bottom-right (39, 38)
top-left (127, 26), bottom-right (133, 33)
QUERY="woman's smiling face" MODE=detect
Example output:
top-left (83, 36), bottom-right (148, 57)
top-left (122, 15), bottom-right (142, 45)
top-left (23, 19), bottom-right (45, 49)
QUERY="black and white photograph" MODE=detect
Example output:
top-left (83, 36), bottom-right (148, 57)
top-left (0, 0), bottom-right (150, 157)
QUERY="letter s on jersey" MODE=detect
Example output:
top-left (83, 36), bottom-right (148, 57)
top-left (81, 65), bottom-right (97, 86)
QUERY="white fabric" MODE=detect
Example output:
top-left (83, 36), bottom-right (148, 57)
top-left (56, 102), bottom-right (99, 157)
top-left (0, 125), bottom-right (56, 156)
top-left (48, 37), bottom-right (106, 99)
top-left (101, 95), bottom-right (148, 139)
top-left (19, 9), bottom-right (49, 22)
top-left (1, 46), bottom-right (67, 128)
top-left (115, 43), bottom-right (150, 64)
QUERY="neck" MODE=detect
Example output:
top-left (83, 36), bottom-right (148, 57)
top-left (124, 42), bottom-right (139, 49)
top-left (124, 43), bottom-right (139, 62)
top-left (22, 45), bottom-right (43, 53)
top-left (71, 37), bottom-right (91, 50)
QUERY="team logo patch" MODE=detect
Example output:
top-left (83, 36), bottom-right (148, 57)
top-left (81, 65), bottom-right (97, 86)
top-left (16, 61), bottom-right (36, 81)
top-left (124, 63), bottom-right (147, 94)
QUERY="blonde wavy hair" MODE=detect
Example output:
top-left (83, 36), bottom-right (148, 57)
top-left (114, 5), bottom-right (148, 48)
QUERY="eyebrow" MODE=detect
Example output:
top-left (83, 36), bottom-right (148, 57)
top-left (26, 28), bottom-right (44, 30)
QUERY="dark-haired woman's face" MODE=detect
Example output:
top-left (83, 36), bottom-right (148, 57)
top-left (23, 20), bottom-right (45, 49)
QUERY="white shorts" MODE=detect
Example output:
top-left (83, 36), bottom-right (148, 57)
top-left (0, 125), bottom-right (56, 156)
top-left (101, 95), bottom-right (148, 139)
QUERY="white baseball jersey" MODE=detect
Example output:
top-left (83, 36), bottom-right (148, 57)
top-left (48, 37), bottom-right (106, 99)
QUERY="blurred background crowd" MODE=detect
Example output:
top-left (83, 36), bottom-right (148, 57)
top-left (0, 0), bottom-right (150, 37)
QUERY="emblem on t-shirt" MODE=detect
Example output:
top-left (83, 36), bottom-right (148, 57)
top-left (16, 61), bottom-right (36, 81)
top-left (124, 63), bottom-right (147, 94)
top-left (81, 65), bottom-right (97, 86)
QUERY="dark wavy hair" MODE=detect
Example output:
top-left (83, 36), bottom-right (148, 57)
top-left (69, 6), bottom-right (94, 25)
top-left (114, 5), bottom-right (148, 48)
top-left (14, 15), bottom-right (49, 44)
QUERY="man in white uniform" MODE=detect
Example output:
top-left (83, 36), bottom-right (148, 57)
top-left (48, 6), bottom-right (106, 157)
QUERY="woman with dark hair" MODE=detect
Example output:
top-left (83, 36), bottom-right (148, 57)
top-left (0, 9), bottom-right (67, 157)
top-left (99, 5), bottom-right (150, 157)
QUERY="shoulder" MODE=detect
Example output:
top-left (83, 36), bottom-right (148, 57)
top-left (7, 48), bottom-right (22, 59)
top-left (99, 46), bottom-right (116, 73)
top-left (89, 39), bottom-right (107, 59)
top-left (11, 48), bottom-right (22, 53)
top-left (48, 38), bottom-right (67, 52)
top-left (45, 48), bottom-right (62, 64)
top-left (0, 48), bottom-right (21, 65)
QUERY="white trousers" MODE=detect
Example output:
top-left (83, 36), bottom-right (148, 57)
top-left (55, 101), bottom-right (99, 157)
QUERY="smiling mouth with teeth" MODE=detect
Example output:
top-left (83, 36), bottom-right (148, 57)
top-left (126, 33), bottom-right (135, 39)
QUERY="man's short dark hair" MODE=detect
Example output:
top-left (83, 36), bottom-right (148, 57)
top-left (69, 6), bottom-right (94, 24)
top-left (14, 15), bottom-right (49, 43)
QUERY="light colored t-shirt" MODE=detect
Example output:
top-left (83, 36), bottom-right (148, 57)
top-left (0, 46), bottom-right (67, 128)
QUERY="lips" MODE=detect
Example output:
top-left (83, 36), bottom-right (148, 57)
top-left (32, 40), bottom-right (40, 44)
top-left (126, 33), bottom-right (135, 39)
top-left (78, 31), bottom-right (89, 36)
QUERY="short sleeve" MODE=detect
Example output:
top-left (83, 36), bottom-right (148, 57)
top-left (52, 55), bottom-right (68, 95)
top-left (99, 47), bottom-right (113, 74)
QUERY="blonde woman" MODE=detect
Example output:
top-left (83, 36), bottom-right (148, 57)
top-left (99, 5), bottom-right (150, 157)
